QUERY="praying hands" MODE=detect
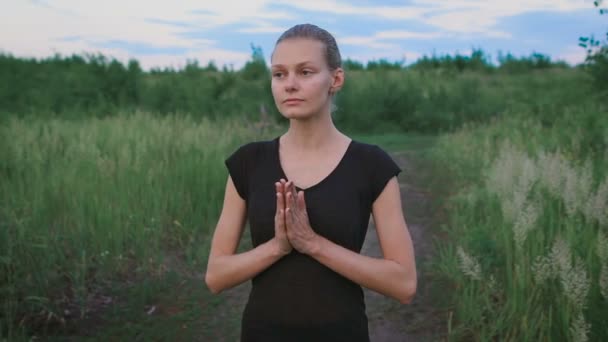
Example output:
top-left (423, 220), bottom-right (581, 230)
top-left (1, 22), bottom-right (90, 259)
top-left (274, 178), bottom-right (320, 255)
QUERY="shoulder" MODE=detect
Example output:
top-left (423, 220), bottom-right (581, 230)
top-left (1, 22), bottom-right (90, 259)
top-left (350, 139), bottom-right (393, 165)
top-left (227, 137), bottom-right (275, 160)
top-left (350, 140), bottom-right (401, 201)
top-left (350, 139), bottom-right (401, 179)
top-left (224, 138), bottom-right (276, 200)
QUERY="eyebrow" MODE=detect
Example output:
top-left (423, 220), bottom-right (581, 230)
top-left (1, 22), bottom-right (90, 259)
top-left (271, 61), bottom-right (315, 68)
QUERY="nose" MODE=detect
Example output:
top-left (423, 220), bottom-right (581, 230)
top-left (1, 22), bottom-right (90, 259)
top-left (284, 73), bottom-right (299, 92)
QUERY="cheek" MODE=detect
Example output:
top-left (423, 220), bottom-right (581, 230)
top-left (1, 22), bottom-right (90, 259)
top-left (270, 82), bottom-right (281, 99)
top-left (308, 76), bottom-right (332, 96)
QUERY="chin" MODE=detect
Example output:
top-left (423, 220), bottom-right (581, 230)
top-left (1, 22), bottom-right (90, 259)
top-left (281, 109), bottom-right (316, 120)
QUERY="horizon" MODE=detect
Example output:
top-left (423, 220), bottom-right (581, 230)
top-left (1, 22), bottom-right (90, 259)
top-left (1, 0), bottom-right (606, 70)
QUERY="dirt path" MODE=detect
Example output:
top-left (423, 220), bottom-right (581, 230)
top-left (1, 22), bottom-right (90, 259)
top-left (214, 150), bottom-right (445, 342)
top-left (362, 150), bottom-right (445, 342)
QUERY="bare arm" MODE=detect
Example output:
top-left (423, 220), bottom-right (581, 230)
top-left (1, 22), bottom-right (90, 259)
top-left (204, 176), bottom-right (290, 294)
top-left (306, 177), bottom-right (417, 303)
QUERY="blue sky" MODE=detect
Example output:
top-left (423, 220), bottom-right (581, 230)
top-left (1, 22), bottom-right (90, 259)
top-left (1, 0), bottom-right (606, 70)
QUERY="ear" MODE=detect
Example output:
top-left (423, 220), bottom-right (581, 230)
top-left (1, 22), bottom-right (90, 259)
top-left (329, 68), bottom-right (345, 94)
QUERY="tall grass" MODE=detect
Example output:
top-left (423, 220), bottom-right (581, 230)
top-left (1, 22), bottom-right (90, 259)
top-left (429, 104), bottom-right (608, 341)
top-left (0, 112), bottom-right (263, 338)
top-left (0, 51), bottom-right (604, 339)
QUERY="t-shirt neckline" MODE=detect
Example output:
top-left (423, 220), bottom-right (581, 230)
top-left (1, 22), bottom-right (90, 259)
top-left (274, 135), bottom-right (354, 191)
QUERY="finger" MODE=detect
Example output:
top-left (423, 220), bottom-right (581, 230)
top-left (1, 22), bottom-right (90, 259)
top-left (276, 191), bottom-right (283, 214)
top-left (285, 207), bottom-right (291, 228)
top-left (283, 180), bottom-right (289, 197)
top-left (275, 182), bottom-right (281, 198)
top-left (286, 191), bottom-right (292, 212)
top-left (297, 191), bottom-right (306, 211)
top-left (278, 208), bottom-right (285, 229)
top-left (289, 182), bottom-right (298, 208)
top-left (277, 182), bottom-right (286, 204)
top-left (279, 209), bottom-right (288, 234)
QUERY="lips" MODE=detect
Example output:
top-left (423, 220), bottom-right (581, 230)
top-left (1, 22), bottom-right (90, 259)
top-left (283, 98), bottom-right (304, 104)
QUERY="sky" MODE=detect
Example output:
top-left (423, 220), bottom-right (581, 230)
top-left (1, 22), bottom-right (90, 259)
top-left (1, 0), bottom-right (606, 70)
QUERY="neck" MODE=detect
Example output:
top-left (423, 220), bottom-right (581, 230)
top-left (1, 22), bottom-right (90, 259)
top-left (282, 109), bottom-right (342, 151)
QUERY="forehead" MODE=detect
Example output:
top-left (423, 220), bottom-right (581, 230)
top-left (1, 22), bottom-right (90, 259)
top-left (271, 38), bottom-right (326, 66)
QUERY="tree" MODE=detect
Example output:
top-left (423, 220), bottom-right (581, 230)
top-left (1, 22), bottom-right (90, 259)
top-left (241, 43), bottom-right (268, 80)
top-left (579, 0), bottom-right (608, 90)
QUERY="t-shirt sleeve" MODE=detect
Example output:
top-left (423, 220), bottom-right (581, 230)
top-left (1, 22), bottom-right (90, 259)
top-left (370, 145), bottom-right (402, 202)
top-left (224, 144), bottom-right (252, 200)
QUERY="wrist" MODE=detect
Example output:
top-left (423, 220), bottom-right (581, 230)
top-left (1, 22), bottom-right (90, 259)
top-left (306, 233), bottom-right (324, 257)
top-left (271, 237), bottom-right (291, 257)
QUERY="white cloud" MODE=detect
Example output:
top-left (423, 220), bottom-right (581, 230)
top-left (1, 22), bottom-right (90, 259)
top-left (278, 0), bottom-right (593, 36)
top-left (7, 1), bottom-right (281, 41)
top-left (274, 0), bottom-right (426, 20)
top-left (273, 0), bottom-right (593, 38)
top-left (413, 0), bottom-right (591, 33)
top-left (339, 36), bottom-right (400, 50)
top-left (277, 0), bottom-right (592, 34)
top-left (423, 9), bottom-right (503, 33)
top-left (375, 30), bottom-right (445, 40)
top-left (555, 45), bottom-right (588, 65)
top-left (2, 1), bottom-right (198, 56)
top-left (339, 30), bottom-right (445, 50)
top-left (237, 21), bottom-right (288, 34)
top-left (414, 0), bottom-right (590, 12)
top-left (0, 0), bottom-right (283, 69)
top-left (134, 48), bottom-right (251, 70)
top-left (0, 0), bottom-right (598, 68)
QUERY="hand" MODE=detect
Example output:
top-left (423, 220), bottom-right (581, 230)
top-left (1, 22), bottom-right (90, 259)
top-left (284, 180), bottom-right (319, 255)
top-left (273, 179), bottom-right (292, 256)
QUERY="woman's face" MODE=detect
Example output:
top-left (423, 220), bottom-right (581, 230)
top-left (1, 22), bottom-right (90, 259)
top-left (270, 38), bottom-right (343, 121)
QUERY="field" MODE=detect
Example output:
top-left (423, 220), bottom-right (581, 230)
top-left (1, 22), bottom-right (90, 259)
top-left (1, 52), bottom-right (607, 341)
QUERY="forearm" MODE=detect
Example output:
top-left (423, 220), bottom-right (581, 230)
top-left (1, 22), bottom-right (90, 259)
top-left (205, 239), bottom-right (286, 294)
top-left (309, 235), bottom-right (416, 304)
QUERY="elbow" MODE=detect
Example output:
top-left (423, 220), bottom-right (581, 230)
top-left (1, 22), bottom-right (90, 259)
top-left (398, 279), bottom-right (417, 304)
top-left (204, 270), bottom-right (223, 295)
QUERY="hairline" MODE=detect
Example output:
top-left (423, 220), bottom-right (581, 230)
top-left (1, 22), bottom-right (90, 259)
top-left (271, 36), bottom-right (338, 71)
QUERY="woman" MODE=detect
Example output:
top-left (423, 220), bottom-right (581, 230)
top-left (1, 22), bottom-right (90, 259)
top-left (205, 23), bottom-right (417, 342)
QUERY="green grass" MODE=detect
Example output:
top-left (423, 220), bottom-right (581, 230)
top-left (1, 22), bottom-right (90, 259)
top-left (0, 114), bottom-right (439, 340)
top-left (427, 104), bottom-right (608, 341)
top-left (0, 112), bottom-right (273, 340)
top-left (352, 132), bottom-right (437, 154)
top-left (3, 92), bottom-right (606, 340)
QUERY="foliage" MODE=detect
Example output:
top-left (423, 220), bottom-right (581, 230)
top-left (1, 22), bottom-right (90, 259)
top-left (497, 51), bottom-right (568, 73)
top-left (410, 48), bottom-right (493, 72)
top-left (241, 44), bottom-right (268, 81)
top-left (366, 58), bottom-right (405, 71)
top-left (342, 58), bottom-right (365, 71)
top-left (0, 50), bottom-right (591, 134)
top-left (579, 0), bottom-right (608, 91)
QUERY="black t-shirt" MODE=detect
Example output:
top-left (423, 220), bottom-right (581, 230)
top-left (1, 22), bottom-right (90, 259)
top-left (225, 135), bottom-right (402, 342)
